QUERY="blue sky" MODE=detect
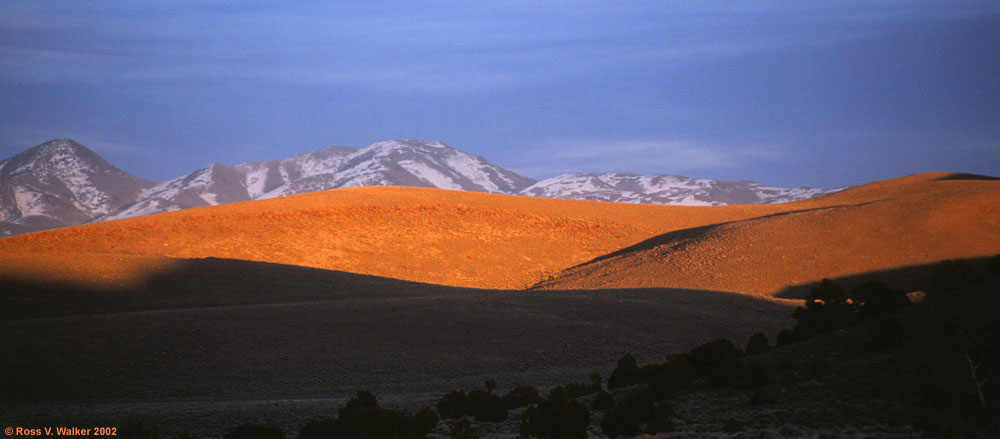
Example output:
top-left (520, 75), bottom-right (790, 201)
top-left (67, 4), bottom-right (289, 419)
top-left (1, 1), bottom-right (998, 188)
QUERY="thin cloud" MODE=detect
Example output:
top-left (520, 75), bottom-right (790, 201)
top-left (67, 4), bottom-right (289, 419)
top-left (517, 139), bottom-right (784, 179)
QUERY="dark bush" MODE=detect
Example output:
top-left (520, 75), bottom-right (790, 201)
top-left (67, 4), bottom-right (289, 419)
top-left (688, 339), bottom-right (741, 373)
top-left (301, 393), bottom-right (437, 439)
top-left (297, 418), bottom-right (336, 439)
top-left (484, 379), bottom-right (497, 393)
top-left (600, 403), bottom-right (641, 438)
top-left (869, 315), bottom-right (907, 348)
top-left (931, 259), bottom-right (978, 294)
top-left (589, 373), bottom-right (603, 392)
top-left (502, 385), bottom-right (542, 409)
top-left (341, 390), bottom-right (378, 418)
top-left (561, 381), bottom-right (595, 398)
top-left (413, 407), bottom-right (440, 436)
top-left (793, 279), bottom-right (856, 338)
top-left (519, 398), bottom-right (589, 439)
top-left (447, 417), bottom-right (478, 439)
top-left (591, 390), bottom-right (614, 411)
top-left (465, 389), bottom-right (507, 423)
top-left (739, 361), bottom-right (770, 388)
top-left (646, 354), bottom-right (696, 386)
top-left (335, 406), bottom-right (430, 439)
top-left (224, 424), bottom-right (284, 439)
top-left (547, 385), bottom-right (569, 401)
top-left (436, 390), bottom-right (468, 419)
top-left (642, 403), bottom-right (674, 435)
top-left (852, 280), bottom-right (909, 317)
top-left (776, 329), bottom-right (799, 346)
top-left (708, 358), bottom-right (743, 387)
top-left (645, 374), bottom-right (677, 401)
top-left (745, 332), bottom-right (771, 355)
top-left (608, 353), bottom-right (642, 388)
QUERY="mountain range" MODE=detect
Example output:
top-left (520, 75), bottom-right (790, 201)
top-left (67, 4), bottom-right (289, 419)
top-left (0, 138), bottom-right (842, 236)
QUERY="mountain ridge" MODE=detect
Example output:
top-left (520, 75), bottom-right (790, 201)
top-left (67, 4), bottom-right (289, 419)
top-left (2, 138), bottom-right (840, 236)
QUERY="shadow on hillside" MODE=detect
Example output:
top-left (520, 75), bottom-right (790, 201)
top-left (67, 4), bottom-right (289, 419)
top-left (934, 172), bottom-right (1000, 181)
top-left (1, 257), bottom-right (796, 406)
top-left (0, 257), bottom-right (468, 320)
top-left (551, 202), bottom-right (875, 275)
top-left (773, 255), bottom-right (997, 299)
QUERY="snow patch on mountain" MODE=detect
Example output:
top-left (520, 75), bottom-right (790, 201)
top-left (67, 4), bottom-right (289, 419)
top-left (520, 173), bottom-right (843, 205)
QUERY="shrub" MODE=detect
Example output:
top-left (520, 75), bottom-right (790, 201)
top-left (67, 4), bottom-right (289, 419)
top-left (708, 358), bottom-right (743, 387)
top-left (591, 390), bottom-right (614, 411)
top-left (341, 390), bottom-right (378, 418)
top-left (413, 407), bottom-right (440, 436)
top-left (297, 418), bottom-right (336, 439)
top-left (448, 417), bottom-right (478, 439)
top-left (688, 339), bottom-right (741, 372)
top-left (502, 385), bottom-right (542, 409)
top-left (608, 353), bottom-right (641, 389)
top-left (852, 280), bottom-right (909, 317)
top-left (436, 390), bottom-right (468, 419)
top-left (519, 398), bottom-right (589, 439)
top-left (930, 259), bottom-right (978, 294)
top-left (301, 393), bottom-right (437, 439)
top-left (465, 389), bottom-right (507, 423)
top-left (561, 382), bottom-right (595, 398)
top-left (646, 354), bottom-right (696, 386)
top-left (643, 403), bottom-right (674, 435)
top-left (776, 329), bottom-right (799, 346)
top-left (600, 403), bottom-right (641, 438)
top-left (739, 361), bottom-right (770, 388)
top-left (224, 424), bottom-right (284, 439)
top-left (793, 279), bottom-right (856, 338)
top-left (745, 332), bottom-right (771, 355)
top-left (334, 406), bottom-right (428, 439)
top-left (589, 373), bottom-right (603, 392)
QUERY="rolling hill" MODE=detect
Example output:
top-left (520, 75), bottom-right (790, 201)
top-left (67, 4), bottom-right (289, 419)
top-left (532, 172), bottom-right (1000, 297)
top-left (0, 185), bottom-right (797, 290)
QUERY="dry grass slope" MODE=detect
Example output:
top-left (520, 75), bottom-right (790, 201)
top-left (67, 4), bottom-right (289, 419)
top-left (533, 172), bottom-right (1000, 297)
top-left (0, 185), bottom-right (795, 289)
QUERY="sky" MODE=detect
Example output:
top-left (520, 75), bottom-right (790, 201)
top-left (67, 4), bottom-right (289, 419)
top-left (1, 1), bottom-right (998, 188)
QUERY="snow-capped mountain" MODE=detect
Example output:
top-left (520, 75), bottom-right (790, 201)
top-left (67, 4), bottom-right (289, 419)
top-left (99, 145), bottom-right (361, 221)
top-left (320, 139), bottom-right (535, 195)
top-left (0, 139), bottom-right (153, 236)
top-left (0, 138), bottom-right (843, 236)
top-left (520, 173), bottom-right (843, 205)
top-left (98, 139), bottom-right (535, 221)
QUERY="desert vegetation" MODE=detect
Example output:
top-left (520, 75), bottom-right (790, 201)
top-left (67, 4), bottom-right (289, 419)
top-left (106, 256), bottom-right (992, 439)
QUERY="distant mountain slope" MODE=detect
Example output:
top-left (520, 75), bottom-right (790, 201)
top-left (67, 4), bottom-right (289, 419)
top-left (98, 139), bottom-right (535, 221)
top-left (2, 138), bottom-right (841, 235)
top-left (520, 173), bottom-right (842, 205)
top-left (532, 172), bottom-right (1000, 297)
top-left (0, 139), bottom-right (153, 235)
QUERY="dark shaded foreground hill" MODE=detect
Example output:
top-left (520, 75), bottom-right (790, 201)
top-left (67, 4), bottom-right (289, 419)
top-left (1, 256), bottom-right (793, 435)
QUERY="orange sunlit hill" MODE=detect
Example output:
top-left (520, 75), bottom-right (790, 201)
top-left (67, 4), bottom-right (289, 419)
top-left (0, 172), bottom-right (997, 295)
top-left (534, 172), bottom-right (1000, 297)
top-left (0, 185), bottom-right (793, 289)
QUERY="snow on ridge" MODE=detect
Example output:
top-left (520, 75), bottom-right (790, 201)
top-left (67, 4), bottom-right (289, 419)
top-left (398, 160), bottom-right (463, 190)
